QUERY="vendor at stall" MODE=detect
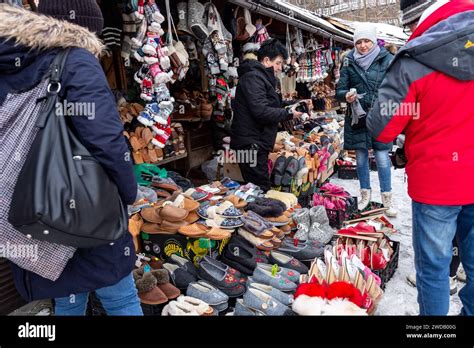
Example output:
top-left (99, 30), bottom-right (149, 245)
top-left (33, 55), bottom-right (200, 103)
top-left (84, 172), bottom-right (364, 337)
top-left (231, 39), bottom-right (305, 192)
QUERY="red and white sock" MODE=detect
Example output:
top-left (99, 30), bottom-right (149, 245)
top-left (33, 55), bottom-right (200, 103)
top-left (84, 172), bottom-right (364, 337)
top-left (151, 119), bottom-right (172, 148)
top-left (135, 0), bottom-right (145, 19)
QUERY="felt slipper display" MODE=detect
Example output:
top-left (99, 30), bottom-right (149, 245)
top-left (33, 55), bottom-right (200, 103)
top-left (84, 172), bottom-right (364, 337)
top-left (27, 0), bottom-right (403, 318)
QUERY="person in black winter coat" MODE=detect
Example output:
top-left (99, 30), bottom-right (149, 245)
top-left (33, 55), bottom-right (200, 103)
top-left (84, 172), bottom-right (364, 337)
top-left (231, 39), bottom-right (302, 192)
top-left (0, 1), bottom-right (142, 315)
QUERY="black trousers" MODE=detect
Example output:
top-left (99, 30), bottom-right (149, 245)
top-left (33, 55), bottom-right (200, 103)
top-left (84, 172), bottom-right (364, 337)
top-left (238, 147), bottom-right (271, 193)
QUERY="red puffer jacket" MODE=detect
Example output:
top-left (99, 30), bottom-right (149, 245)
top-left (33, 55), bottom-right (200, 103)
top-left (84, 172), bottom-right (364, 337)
top-left (367, 0), bottom-right (474, 205)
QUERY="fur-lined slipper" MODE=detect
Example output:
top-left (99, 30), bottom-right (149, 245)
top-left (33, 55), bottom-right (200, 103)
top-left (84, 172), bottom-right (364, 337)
top-left (148, 268), bottom-right (181, 300)
top-left (247, 198), bottom-right (287, 218)
top-left (176, 295), bottom-right (215, 316)
top-left (133, 268), bottom-right (168, 305)
top-left (161, 300), bottom-right (200, 316)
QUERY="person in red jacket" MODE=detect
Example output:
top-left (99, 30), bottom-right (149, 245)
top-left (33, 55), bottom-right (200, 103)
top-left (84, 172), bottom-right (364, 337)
top-left (367, 0), bottom-right (474, 315)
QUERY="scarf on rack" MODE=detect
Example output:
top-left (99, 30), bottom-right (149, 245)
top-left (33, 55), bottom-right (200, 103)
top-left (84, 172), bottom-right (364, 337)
top-left (353, 44), bottom-right (380, 71)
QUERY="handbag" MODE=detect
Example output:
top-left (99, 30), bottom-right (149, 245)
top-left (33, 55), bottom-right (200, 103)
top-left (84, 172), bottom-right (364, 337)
top-left (165, 0), bottom-right (189, 80)
top-left (8, 49), bottom-right (128, 248)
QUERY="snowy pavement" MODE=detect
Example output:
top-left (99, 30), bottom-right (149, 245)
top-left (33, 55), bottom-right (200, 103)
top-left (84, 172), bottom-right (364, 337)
top-left (331, 167), bottom-right (464, 315)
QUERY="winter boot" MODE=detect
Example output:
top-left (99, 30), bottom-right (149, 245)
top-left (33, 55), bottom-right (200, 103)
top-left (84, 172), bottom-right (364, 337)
top-left (293, 208), bottom-right (310, 240)
top-left (407, 273), bottom-right (458, 295)
top-left (358, 189), bottom-right (371, 211)
top-left (308, 206), bottom-right (334, 245)
top-left (381, 192), bottom-right (397, 217)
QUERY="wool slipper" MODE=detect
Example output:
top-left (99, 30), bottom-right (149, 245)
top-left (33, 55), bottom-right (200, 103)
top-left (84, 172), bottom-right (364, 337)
top-left (176, 295), bottom-right (215, 316)
top-left (134, 271), bottom-right (169, 305)
top-left (206, 216), bottom-right (243, 230)
top-left (282, 156), bottom-right (299, 186)
top-left (215, 201), bottom-right (243, 218)
top-left (237, 228), bottom-right (274, 251)
top-left (152, 269), bottom-right (181, 300)
top-left (241, 215), bottom-right (274, 239)
top-left (272, 155), bottom-right (287, 186)
top-left (247, 198), bottom-right (287, 218)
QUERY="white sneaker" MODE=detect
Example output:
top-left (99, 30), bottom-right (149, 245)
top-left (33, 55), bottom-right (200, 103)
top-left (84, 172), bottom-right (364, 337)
top-left (407, 274), bottom-right (457, 295)
top-left (358, 189), bottom-right (371, 211)
top-left (406, 273), bottom-right (417, 287)
top-left (381, 192), bottom-right (397, 217)
top-left (450, 276), bottom-right (458, 295)
top-left (457, 265), bottom-right (466, 283)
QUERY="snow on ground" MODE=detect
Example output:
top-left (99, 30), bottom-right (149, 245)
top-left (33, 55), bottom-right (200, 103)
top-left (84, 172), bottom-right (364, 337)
top-left (331, 167), bottom-right (464, 315)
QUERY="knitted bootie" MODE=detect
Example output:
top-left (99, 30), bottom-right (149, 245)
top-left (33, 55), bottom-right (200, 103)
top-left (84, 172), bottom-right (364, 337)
top-left (308, 206), bottom-right (334, 245)
top-left (293, 208), bottom-right (310, 240)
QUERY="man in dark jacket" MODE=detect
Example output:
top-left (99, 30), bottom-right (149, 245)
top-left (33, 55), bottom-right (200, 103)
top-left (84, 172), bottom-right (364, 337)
top-left (367, 0), bottom-right (474, 315)
top-left (231, 39), bottom-right (302, 192)
top-left (0, 1), bottom-right (142, 315)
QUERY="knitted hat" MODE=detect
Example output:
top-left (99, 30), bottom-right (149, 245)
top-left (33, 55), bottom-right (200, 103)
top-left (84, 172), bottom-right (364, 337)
top-left (38, 0), bottom-right (104, 34)
top-left (353, 24), bottom-right (377, 44)
top-left (400, 0), bottom-right (435, 26)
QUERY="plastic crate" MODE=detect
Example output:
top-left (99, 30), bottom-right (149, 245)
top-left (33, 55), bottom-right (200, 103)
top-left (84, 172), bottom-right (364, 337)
top-left (373, 240), bottom-right (400, 290)
top-left (337, 164), bottom-right (358, 179)
top-left (325, 196), bottom-right (358, 229)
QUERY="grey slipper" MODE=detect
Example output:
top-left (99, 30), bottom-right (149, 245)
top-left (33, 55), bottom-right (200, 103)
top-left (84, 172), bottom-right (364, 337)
top-left (277, 243), bottom-right (324, 261)
top-left (249, 282), bottom-right (294, 306)
top-left (243, 288), bottom-right (295, 316)
top-left (252, 266), bottom-right (297, 292)
top-left (256, 263), bottom-right (300, 284)
top-left (186, 280), bottom-right (229, 307)
top-left (234, 298), bottom-right (266, 316)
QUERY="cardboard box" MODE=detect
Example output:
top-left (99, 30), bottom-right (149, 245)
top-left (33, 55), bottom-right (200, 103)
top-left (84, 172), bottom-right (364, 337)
top-left (141, 233), bottom-right (190, 261)
top-left (223, 162), bottom-right (244, 182)
top-left (140, 232), bottom-right (231, 266)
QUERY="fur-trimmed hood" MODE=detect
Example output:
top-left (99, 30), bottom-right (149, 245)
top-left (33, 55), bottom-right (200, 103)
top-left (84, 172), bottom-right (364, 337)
top-left (0, 4), bottom-right (103, 57)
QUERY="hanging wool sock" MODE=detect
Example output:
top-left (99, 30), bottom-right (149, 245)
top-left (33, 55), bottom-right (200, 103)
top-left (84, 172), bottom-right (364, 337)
top-left (135, 0), bottom-right (145, 20)
top-left (139, 75), bottom-right (154, 101)
top-left (152, 119), bottom-right (172, 148)
top-left (148, 0), bottom-right (165, 23)
top-left (131, 18), bottom-right (148, 48)
top-left (154, 83), bottom-right (171, 103)
top-left (142, 32), bottom-right (161, 56)
top-left (157, 46), bottom-right (171, 70)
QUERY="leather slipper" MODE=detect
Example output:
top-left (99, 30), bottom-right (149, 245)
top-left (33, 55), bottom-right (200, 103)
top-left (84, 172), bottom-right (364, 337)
top-left (159, 204), bottom-right (189, 222)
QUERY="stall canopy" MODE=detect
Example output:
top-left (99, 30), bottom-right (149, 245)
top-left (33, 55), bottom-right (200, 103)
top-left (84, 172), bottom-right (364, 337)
top-left (227, 0), bottom-right (354, 45)
top-left (325, 16), bottom-right (409, 46)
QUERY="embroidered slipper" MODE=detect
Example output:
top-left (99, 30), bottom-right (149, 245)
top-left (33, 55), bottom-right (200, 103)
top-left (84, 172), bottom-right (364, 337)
top-left (206, 216), bottom-right (243, 230)
top-left (215, 201), bottom-right (243, 218)
top-left (183, 188), bottom-right (208, 201)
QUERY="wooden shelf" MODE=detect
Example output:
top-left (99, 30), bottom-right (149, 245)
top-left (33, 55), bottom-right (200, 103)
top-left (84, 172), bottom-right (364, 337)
top-left (155, 152), bottom-right (188, 165)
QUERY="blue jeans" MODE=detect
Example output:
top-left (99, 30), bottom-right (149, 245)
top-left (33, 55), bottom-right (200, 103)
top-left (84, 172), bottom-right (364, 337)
top-left (355, 149), bottom-right (391, 192)
top-left (412, 202), bottom-right (474, 315)
top-left (54, 273), bottom-right (143, 316)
